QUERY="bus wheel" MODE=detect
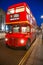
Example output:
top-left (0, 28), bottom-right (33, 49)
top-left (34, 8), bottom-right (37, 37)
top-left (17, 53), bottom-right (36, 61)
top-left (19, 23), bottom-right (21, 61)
top-left (6, 44), bottom-right (9, 48)
top-left (26, 39), bottom-right (31, 50)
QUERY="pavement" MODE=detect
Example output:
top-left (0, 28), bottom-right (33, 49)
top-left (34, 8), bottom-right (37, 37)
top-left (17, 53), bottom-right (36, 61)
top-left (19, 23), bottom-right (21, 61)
top-left (0, 33), bottom-right (5, 39)
top-left (24, 34), bottom-right (43, 65)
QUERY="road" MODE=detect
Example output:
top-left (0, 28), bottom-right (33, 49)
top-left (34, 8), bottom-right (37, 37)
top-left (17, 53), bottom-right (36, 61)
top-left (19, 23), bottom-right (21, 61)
top-left (0, 34), bottom-right (42, 65)
top-left (0, 39), bottom-right (26, 65)
top-left (24, 34), bottom-right (43, 65)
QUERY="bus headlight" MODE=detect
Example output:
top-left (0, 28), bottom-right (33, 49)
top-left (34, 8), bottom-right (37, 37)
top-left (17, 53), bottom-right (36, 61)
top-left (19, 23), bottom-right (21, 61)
top-left (20, 39), bottom-right (24, 44)
top-left (5, 38), bottom-right (8, 41)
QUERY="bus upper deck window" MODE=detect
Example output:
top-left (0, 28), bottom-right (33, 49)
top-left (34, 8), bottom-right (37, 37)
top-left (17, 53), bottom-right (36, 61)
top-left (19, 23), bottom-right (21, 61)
top-left (7, 8), bottom-right (15, 14)
top-left (16, 6), bottom-right (25, 13)
top-left (26, 7), bottom-right (30, 14)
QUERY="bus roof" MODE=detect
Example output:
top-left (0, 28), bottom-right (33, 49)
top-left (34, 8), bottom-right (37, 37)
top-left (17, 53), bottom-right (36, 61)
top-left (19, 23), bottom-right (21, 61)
top-left (8, 2), bottom-right (29, 9)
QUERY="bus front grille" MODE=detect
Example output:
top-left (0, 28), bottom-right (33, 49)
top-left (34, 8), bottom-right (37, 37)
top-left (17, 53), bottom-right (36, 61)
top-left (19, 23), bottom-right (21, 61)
top-left (9, 38), bottom-right (18, 46)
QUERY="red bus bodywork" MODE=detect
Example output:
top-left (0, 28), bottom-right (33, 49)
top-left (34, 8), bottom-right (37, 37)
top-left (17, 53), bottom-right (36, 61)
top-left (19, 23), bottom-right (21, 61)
top-left (5, 2), bottom-right (37, 49)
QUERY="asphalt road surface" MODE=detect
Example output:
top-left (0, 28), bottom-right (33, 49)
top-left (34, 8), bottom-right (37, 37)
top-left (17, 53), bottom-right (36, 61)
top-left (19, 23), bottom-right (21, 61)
top-left (0, 39), bottom-right (26, 65)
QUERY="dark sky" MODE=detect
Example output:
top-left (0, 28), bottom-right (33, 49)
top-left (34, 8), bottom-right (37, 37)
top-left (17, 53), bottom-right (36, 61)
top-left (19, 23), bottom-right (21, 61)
top-left (0, 0), bottom-right (43, 26)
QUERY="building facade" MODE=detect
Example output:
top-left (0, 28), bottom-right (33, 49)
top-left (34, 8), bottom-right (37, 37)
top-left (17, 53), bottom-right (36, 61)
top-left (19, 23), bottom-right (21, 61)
top-left (0, 9), bottom-right (5, 32)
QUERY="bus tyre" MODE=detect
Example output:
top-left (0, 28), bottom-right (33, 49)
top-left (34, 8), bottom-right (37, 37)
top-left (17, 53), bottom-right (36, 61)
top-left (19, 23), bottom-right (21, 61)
top-left (3, 43), bottom-right (9, 48)
top-left (26, 39), bottom-right (31, 50)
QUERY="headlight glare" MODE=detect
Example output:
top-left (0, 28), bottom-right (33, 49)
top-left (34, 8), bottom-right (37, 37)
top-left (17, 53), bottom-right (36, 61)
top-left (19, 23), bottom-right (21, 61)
top-left (20, 39), bottom-right (24, 44)
top-left (5, 38), bottom-right (8, 41)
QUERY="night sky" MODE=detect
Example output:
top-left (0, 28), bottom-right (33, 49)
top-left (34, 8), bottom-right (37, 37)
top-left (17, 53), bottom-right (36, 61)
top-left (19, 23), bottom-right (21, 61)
top-left (0, 0), bottom-right (43, 26)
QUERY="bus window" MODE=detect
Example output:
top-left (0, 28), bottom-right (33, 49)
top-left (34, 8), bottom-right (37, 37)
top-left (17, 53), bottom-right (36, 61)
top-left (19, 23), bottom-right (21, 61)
top-left (5, 25), bottom-right (12, 33)
top-left (26, 7), bottom-right (30, 14)
top-left (7, 8), bottom-right (15, 14)
top-left (13, 26), bottom-right (20, 33)
top-left (27, 26), bottom-right (31, 32)
top-left (21, 27), bottom-right (27, 33)
top-left (16, 6), bottom-right (25, 13)
top-left (21, 26), bottom-right (31, 33)
top-left (31, 28), bottom-right (35, 32)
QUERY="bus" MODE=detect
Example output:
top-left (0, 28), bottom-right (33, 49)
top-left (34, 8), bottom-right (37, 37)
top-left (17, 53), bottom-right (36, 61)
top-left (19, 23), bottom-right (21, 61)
top-left (5, 2), bottom-right (37, 49)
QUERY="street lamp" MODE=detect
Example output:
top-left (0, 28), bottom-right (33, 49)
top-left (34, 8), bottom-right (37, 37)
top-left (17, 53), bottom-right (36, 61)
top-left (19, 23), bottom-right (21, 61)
top-left (40, 15), bottom-right (43, 19)
top-left (40, 15), bottom-right (43, 28)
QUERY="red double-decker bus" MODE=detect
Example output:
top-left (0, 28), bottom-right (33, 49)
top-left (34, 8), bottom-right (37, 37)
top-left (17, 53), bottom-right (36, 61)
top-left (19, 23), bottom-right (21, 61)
top-left (5, 2), bottom-right (37, 49)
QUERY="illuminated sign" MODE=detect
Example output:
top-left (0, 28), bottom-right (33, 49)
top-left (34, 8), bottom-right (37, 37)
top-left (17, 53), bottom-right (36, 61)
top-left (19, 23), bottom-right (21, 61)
top-left (10, 14), bottom-right (20, 21)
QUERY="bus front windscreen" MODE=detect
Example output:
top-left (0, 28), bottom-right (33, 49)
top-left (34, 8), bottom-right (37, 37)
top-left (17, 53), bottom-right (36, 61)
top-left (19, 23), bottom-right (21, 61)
top-left (5, 25), bottom-right (30, 33)
top-left (21, 26), bottom-right (30, 33)
top-left (13, 26), bottom-right (30, 33)
top-left (13, 26), bottom-right (20, 33)
top-left (5, 25), bottom-right (12, 33)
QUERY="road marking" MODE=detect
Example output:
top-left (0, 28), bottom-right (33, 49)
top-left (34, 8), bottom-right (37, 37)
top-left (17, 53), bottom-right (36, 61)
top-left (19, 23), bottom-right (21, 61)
top-left (18, 37), bottom-right (39, 65)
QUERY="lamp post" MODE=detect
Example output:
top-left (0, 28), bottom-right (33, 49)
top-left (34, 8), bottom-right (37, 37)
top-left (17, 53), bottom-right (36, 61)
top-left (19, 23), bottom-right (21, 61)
top-left (40, 15), bottom-right (43, 39)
